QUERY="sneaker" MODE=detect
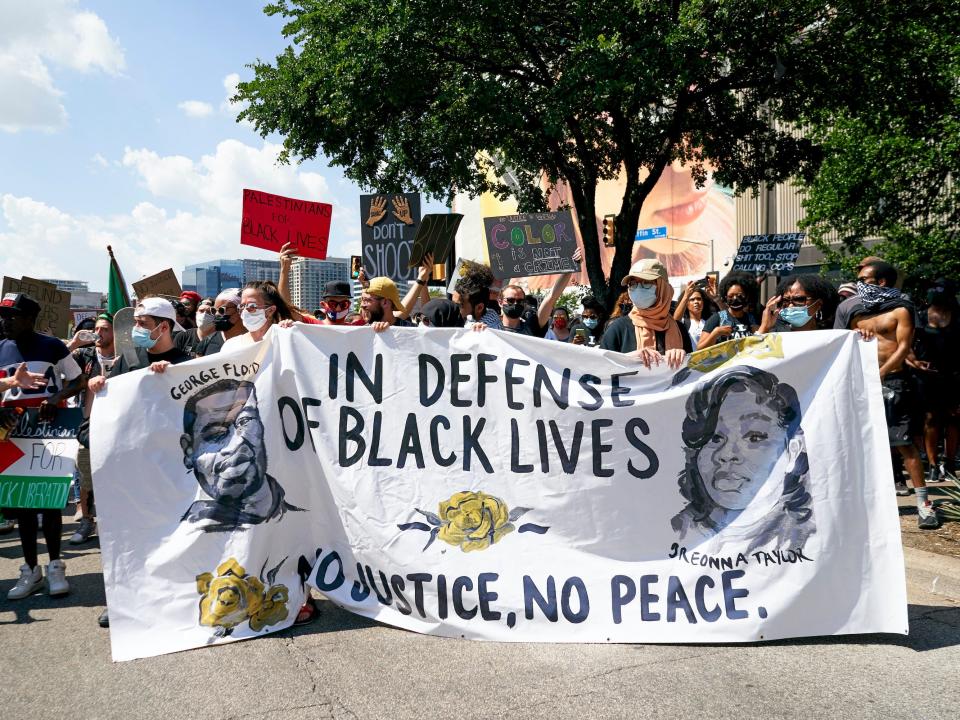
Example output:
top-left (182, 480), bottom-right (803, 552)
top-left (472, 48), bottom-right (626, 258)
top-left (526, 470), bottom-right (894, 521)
top-left (927, 465), bottom-right (943, 484)
top-left (98, 609), bottom-right (109, 628)
top-left (46, 559), bottom-right (69, 597)
top-left (69, 517), bottom-right (96, 545)
top-left (895, 481), bottom-right (912, 496)
top-left (0, 518), bottom-right (15, 534)
top-left (7, 564), bottom-right (43, 600)
top-left (918, 504), bottom-right (941, 530)
top-left (941, 464), bottom-right (959, 483)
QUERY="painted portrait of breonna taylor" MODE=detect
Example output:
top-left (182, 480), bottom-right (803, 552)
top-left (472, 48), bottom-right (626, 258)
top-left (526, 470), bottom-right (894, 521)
top-left (671, 366), bottom-right (815, 553)
top-left (179, 379), bottom-right (304, 533)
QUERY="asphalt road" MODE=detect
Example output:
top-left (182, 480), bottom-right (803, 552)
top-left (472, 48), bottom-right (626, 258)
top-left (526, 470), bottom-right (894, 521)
top-left (1, 515), bottom-right (959, 720)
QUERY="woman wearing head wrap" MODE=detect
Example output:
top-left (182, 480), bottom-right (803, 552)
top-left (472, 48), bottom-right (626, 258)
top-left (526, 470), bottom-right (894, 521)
top-left (599, 259), bottom-right (691, 369)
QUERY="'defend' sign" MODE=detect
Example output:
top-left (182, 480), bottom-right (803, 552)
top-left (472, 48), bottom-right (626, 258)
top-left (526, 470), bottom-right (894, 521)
top-left (484, 210), bottom-right (579, 280)
top-left (241, 189), bottom-right (332, 260)
top-left (732, 234), bottom-right (805, 274)
top-left (360, 193), bottom-right (422, 282)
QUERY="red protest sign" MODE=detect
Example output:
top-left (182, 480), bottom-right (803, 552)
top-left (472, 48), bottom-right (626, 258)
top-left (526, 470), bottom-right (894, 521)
top-left (240, 189), bottom-right (332, 260)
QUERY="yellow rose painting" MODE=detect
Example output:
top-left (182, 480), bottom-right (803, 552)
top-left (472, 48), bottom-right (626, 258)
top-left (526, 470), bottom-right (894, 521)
top-left (399, 491), bottom-right (548, 552)
top-left (196, 557), bottom-right (290, 636)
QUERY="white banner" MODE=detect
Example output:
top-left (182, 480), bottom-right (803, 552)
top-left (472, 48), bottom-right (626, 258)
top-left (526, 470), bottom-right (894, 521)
top-left (92, 327), bottom-right (907, 661)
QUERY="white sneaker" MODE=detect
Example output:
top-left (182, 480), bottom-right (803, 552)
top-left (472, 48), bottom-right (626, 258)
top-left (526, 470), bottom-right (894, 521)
top-left (46, 559), bottom-right (69, 597)
top-left (7, 564), bottom-right (43, 600)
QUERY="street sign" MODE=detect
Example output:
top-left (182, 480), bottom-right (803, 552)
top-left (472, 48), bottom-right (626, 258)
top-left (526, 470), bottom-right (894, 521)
top-left (635, 226), bottom-right (668, 241)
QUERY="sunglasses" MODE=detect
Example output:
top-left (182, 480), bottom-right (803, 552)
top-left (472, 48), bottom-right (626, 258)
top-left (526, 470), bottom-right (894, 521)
top-left (501, 298), bottom-right (524, 306)
top-left (779, 295), bottom-right (812, 307)
top-left (626, 280), bottom-right (656, 289)
top-left (725, 294), bottom-right (747, 303)
top-left (213, 306), bottom-right (236, 315)
top-left (323, 299), bottom-right (351, 310)
top-left (240, 302), bottom-right (269, 312)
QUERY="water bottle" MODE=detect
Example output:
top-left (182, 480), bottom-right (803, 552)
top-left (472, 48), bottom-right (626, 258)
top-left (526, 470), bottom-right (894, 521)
top-left (77, 330), bottom-right (98, 344)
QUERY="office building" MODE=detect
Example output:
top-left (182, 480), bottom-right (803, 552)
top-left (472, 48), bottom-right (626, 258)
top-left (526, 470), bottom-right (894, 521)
top-left (181, 259), bottom-right (268, 297)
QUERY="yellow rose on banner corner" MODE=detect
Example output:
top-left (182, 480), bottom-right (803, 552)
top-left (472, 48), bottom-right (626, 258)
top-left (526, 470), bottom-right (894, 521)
top-left (196, 558), bottom-right (266, 630)
top-left (249, 584), bottom-right (290, 632)
top-left (438, 491), bottom-right (514, 552)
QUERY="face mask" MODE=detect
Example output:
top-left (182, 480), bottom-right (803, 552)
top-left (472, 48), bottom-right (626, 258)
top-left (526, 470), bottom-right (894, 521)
top-left (131, 325), bottom-right (159, 349)
top-left (553, 317), bottom-right (568, 330)
top-left (213, 314), bottom-right (235, 332)
top-left (779, 306), bottom-right (812, 327)
top-left (582, 317), bottom-right (598, 330)
top-left (241, 308), bottom-right (269, 332)
top-left (629, 285), bottom-right (657, 310)
top-left (502, 303), bottom-right (523, 319)
top-left (326, 308), bottom-right (350, 322)
top-left (726, 297), bottom-right (746, 310)
top-left (196, 311), bottom-right (215, 329)
top-left (857, 281), bottom-right (901, 310)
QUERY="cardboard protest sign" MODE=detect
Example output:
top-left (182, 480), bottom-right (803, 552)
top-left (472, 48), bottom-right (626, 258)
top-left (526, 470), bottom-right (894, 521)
top-left (408, 213), bottom-right (463, 268)
top-left (483, 210), bottom-right (579, 280)
top-left (72, 311), bottom-right (98, 327)
top-left (2, 276), bottom-right (71, 338)
top-left (94, 328), bottom-right (906, 661)
top-left (360, 193), bottom-right (421, 282)
top-left (732, 234), bottom-right (805, 274)
top-left (132, 268), bottom-right (182, 300)
top-left (241, 189), bottom-right (332, 260)
top-left (0, 408), bottom-right (81, 510)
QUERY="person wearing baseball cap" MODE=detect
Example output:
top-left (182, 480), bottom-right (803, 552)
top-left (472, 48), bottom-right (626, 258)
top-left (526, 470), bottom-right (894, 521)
top-left (0, 292), bottom-right (85, 600)
top-left (318, 280), bottom-right (361, 326)
top-left (179, 290), bottom-right (202, 315)
top-left (599, 259), bottom-right (691, 369)
top-left (362, 277), bottom-right (413, 330)
top-left (95, 297), bottom-right (190, 378)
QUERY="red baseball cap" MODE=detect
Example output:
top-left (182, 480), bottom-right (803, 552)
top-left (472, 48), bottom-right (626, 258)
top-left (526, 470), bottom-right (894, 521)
top-left (179, 291), bottom-right (202, 305)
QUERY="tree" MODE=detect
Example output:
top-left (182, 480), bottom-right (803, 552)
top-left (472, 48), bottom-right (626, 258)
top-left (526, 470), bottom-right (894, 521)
top-left (237, 1), bottom-right (880, 309)
top-left (793, 2), bottom-right (960, 283)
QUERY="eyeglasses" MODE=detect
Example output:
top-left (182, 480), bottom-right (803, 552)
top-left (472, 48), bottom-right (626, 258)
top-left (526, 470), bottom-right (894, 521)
top-left (626, 280), bottom-right (655, 289)
top-left (779, 296), bottom-right (811, 307)
top-left (240, 302), bottom-right (267, 312)
top-left (213, 306), bottom-right (236, 315)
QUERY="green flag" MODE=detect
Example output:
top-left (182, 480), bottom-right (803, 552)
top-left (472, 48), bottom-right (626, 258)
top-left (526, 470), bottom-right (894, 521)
top-left (107, 245), bottom-right (131, 315)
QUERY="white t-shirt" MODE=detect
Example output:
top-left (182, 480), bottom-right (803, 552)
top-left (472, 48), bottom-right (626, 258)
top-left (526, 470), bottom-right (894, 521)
top-left (221, 325), bottom-right (272, 353)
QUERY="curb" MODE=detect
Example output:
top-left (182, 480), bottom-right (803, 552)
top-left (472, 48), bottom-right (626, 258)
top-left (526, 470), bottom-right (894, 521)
top-left (903, 546), bottom-right (960, 601)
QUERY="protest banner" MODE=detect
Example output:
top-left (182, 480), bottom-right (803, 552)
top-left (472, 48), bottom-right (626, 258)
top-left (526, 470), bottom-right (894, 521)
top-left (360, 193), bottom-right (421, 282)
top-left (0, 408), bottom-right (81, 510)
top-left (484, 210), bottom-right (579, 280)
top-left (241, 189), bottom-right (332, 260)
top-left (2, 276), bottom-right (71, 338)
top-left (732, 234), bottom-right (805, 274)
top-left (132, 269), bottom-right (182, 300)
top-left (92, 328), bottom-right (906, 661)
top-left (73, 311), bottom-right (98, 328)
top-left (408, 214), bottom-right (462, 268)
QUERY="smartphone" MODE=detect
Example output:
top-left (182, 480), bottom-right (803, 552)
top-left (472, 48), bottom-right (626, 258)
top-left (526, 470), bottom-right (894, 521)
top-left (706, 271), bottom-right (719, 295)
top-left (350, 255), bottom-right (362, 279)
top-left (574, 328), bottom-right (588, 339)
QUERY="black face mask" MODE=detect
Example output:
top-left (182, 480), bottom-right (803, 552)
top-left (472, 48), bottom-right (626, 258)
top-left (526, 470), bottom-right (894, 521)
top-left (726, 298), bottom-right (746, 310)
top-left (502, 303), bottom-right (524, 319)
top-left (213, 315), bottom-right (235, 332)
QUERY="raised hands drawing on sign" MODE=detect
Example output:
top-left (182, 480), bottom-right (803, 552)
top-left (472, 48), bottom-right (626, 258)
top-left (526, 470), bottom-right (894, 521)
top-left (392, 195), bottom-right (414, 225)
top-left (366, 195), bottom-right (388, 226)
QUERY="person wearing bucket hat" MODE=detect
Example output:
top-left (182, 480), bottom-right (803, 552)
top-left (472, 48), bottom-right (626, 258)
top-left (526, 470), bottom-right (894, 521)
top-left (599, 259), bottom-right (691, 369)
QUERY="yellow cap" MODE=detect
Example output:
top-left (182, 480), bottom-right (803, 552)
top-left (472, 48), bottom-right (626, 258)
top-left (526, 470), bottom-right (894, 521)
top-left (366, 277), bottom-right (402, 309)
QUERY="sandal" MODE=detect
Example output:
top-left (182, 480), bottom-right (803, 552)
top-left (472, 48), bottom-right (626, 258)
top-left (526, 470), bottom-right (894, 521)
top-left (294, 598), bottom-right (318, 626)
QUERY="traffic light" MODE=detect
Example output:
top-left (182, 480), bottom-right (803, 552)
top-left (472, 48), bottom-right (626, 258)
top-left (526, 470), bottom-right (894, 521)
top-left (602, 215), bottom-right (616, 247)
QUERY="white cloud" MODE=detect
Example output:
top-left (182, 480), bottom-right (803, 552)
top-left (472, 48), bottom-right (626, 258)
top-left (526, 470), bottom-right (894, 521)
top-left (91, 152), bottom-right (109, 167)
top-left (0, 1), bottom-right (125, 133)
top-left (1, 139), bottom-right (354, 287)
top-left (177, 100), bottom-right (214, 118)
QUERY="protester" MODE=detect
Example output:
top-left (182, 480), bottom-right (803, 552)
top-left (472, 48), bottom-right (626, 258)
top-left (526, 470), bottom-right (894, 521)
top-left (316, 280), bottom-right (362, 326)
top-left (222, 281), bottom-right (295, 351)
top-left (609, 291), bottom-right (633, 320)
top-left (69, 312), bottom-right (117, 545)
top-left (673, 281), bottom-right (715, 347)
top-left (179, 290), bottom-right (202, 318)
top-left (544, 307), bottom-right (573, 342)
top-left (420, 298), bottom-right (464, 328)
top-left (911, 289), bottom-right (960, 484)
top-left (496, 248), bottom-right (582, 335)
top-left (697, 271), bottom-right (760, 348)
top-left (363, 277), bottom-right (413, 331)
top-left (0, 293), bottom-right (84, 600)
top-left (195, 288), bottom-right (247, 356)
top-left (758, 274), bottom-right (839, 333)
top-left (176, 296), bottom-right (216, 357)
top-left (571, 296), bottom-right (607, 346)
top-left (452, 261), bottom-right (502, 329)
top-left (599, 259), bottom-right (690, 369)
top-left (837, 282), bottom-right (858, 300)
top-left (834, 260), bottom-right (939, 529)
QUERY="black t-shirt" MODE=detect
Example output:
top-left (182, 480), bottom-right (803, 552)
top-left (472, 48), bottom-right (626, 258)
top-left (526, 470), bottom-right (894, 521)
top-left (175, 328), bottom-right (203, 357)
top-left (109, 346), bottom-right (191, 377)
top-left (196, 332), bottom-right (226, 357)
top-left (598, 315), bottom-right (692, 354)
top-left (702, 310), bottom-right (758, 344)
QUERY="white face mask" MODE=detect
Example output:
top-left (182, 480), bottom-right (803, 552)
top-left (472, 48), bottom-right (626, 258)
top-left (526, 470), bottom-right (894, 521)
top-left (196, 311), bottom-right (215, 329)
top-left (241, 308), bottom-right (269, 332)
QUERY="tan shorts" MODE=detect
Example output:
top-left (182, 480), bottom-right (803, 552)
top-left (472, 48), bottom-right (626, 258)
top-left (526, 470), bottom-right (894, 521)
top-left (76, 446), bottom-right (92, 493)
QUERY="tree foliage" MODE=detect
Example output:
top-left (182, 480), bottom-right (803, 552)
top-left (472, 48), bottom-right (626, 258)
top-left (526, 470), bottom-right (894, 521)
top-left (794, 2), bottom-right (960, 283)
top-left (236, 0), bottom-right (955, 305)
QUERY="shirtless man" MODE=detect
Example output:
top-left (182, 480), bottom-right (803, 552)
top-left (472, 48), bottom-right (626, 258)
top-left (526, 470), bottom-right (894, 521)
top-left (838, 260), bottom-right (939, 529)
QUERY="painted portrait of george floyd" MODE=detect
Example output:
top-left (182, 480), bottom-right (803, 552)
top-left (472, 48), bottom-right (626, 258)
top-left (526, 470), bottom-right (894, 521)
top-left (671, 365), bottom-right (815, 553)
top-left (179, 379), bottom-right (303, 532)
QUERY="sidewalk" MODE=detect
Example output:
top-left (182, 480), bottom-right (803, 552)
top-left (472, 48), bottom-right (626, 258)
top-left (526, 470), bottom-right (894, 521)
top-left (903, 545), bottom-right (960, 600)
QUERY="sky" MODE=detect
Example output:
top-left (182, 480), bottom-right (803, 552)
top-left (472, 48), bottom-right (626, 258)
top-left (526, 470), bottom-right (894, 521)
top-left (0, 0), bottom-right (444, 292)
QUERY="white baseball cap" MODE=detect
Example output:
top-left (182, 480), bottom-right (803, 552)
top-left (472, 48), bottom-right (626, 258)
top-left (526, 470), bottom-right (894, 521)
top-left (135, 297), bottom-right (186, 332)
